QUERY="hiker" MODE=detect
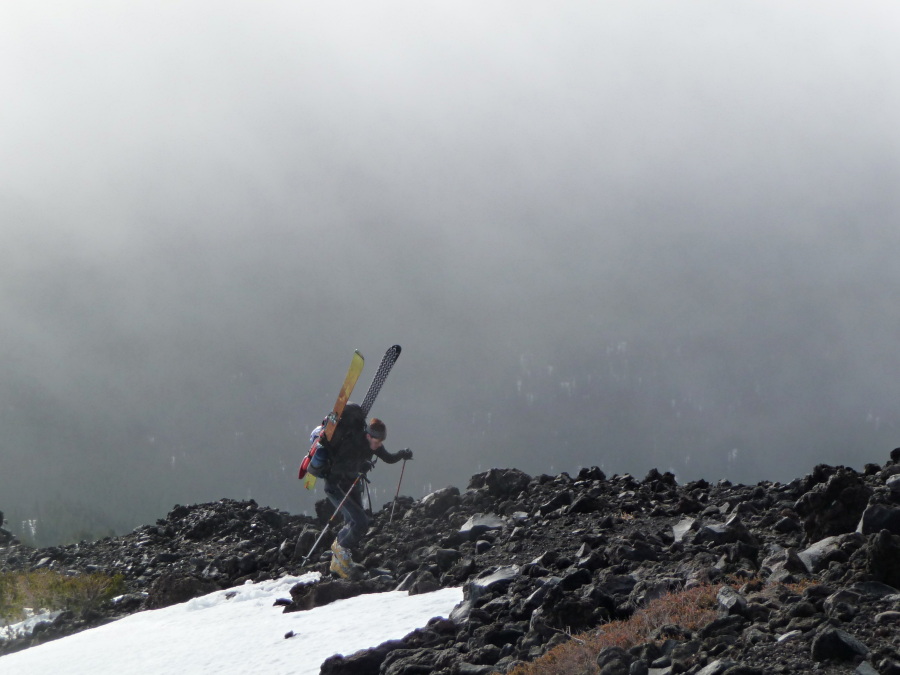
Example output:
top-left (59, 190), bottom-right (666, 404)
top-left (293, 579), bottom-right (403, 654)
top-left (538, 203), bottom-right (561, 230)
top-left (318, 404), bottom-right (412, 578)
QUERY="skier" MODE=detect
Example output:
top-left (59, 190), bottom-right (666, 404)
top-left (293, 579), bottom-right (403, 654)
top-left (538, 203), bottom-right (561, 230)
top-left (319, 406), bottom-right (413, 578)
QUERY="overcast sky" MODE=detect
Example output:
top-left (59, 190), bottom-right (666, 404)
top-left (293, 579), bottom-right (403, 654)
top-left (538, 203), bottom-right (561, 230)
top-left (2, 2), bottom-right (899, 542)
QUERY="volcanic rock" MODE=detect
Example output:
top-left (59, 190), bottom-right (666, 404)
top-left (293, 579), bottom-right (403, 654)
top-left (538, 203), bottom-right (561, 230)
top-left (4, 451), bottom-right (900, 674)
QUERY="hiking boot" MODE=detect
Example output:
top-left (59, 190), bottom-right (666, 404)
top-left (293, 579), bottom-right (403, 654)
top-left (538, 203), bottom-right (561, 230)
top-left (345, 562), bottom-right (367, 582)
top-left (329, 539), bottom-right (352, 579)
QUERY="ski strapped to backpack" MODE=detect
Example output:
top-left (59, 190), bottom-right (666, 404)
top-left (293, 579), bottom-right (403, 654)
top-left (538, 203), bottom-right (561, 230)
top-left (298, 350), bottom-right (364, 489)
top-left (360, 344), bottom-right (401, 416)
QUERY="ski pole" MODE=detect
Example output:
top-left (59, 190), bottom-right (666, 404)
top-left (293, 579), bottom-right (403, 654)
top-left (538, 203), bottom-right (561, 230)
top-left (363, 458), bottom-right (377, 515)
top-left (300, 472), bottom-right (364, 567)
top-left (389, 458), bottom-right (408, 523)
top-left (363, 477), bottom-right (373, 516)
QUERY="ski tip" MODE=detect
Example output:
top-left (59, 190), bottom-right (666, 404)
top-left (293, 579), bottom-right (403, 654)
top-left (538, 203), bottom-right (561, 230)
top-left (392, 344), bottom-right (401, 353)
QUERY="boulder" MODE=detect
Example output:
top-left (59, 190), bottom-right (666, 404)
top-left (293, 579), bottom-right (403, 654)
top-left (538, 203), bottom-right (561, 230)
top-left (857, 504), bottom-right (900, 536)
top-left (811, 627), bottom-right (869, 662)
top-left (417, 486), bottom-right (461, 518)
top-left (864, 530), bottom-right (900, 588)
top-left (144, 573), bottom-right (218, 609)
top-left (459, 514), bottom-right (506, 541)
top-left (795, 468), bottom-right (872, 541)
top-left (467, 469), bottom-right (532, 499)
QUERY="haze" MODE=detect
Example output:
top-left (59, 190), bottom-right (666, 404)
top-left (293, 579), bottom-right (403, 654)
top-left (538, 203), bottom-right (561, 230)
top-left (2, 2), bottom-right (899, 544)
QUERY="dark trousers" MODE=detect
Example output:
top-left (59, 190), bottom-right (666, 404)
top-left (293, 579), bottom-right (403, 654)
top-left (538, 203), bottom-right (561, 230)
top-left (324, 477), bottom-right (369, 550)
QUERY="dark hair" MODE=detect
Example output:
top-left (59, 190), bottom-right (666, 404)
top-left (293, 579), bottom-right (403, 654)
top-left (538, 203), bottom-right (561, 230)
top-left (366, 418), bottom-right (386, 440)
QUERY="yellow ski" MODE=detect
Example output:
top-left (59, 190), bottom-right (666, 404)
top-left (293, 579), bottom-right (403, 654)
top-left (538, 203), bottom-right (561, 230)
top-left (299, 350), bottom-right (365, 489)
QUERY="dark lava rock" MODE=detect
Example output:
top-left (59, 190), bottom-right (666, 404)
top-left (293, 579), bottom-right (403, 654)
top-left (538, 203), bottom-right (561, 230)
top-left (145, 573), bottom-right (219, 609)
top-left (4, 450), bottom-right (900, 675)
top-left (794, 466), bottom-right (872, 541)
top-left (811, 627), bottom-right (870, 662)
top-left (468, 468), bottom-right (531, 499)
top-left (284, 577), bottom-right (394, 612)
top-left (864, 530), bottom-right (900, 588)
top-left (858, 504), bottom-right (900, 536)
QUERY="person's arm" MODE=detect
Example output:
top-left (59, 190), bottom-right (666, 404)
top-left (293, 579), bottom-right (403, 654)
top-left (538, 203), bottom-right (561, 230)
top-left (374, 446), bottom-right (413, 464)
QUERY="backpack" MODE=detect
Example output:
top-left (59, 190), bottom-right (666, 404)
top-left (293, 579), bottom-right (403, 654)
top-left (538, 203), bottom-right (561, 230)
top-left (308, 403), bottom-right (369, 479)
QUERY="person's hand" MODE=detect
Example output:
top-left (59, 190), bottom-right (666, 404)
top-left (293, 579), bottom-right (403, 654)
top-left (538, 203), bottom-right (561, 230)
top-left (398, 448), bottom-right (413, 461)
top-left (361, 460), bottom-right (375, 473)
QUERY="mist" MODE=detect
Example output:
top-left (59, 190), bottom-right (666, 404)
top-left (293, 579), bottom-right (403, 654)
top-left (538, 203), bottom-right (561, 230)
top-left (2, 2), bottom-right (899, 544)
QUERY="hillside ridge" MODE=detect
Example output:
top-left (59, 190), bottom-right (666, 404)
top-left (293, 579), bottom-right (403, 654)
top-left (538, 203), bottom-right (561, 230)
top-left (2, 450), bottom-right (900, 674)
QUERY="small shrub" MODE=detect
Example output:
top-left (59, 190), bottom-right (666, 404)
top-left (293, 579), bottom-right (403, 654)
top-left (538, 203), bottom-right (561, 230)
top-left (0, 571), bottom-right (125, 624)
top-left (0, 574), bottom-right (23, 624)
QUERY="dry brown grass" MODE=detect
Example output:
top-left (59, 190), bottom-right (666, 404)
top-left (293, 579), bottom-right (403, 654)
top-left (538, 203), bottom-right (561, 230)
top-left (506, 584), bottom-right (721, 675)
top-left (505, 579), bottom-right (816, 675)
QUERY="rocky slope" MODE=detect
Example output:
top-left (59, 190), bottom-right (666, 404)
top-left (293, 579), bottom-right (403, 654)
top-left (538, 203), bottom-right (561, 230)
top-left (2, 450), bottom-right (900, 674)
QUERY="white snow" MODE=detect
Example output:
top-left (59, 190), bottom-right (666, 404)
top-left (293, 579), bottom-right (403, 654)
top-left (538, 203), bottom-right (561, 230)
top-left (0, 610), bottom-right (63, 642)
top-left (0, 572), bottom-right (463, 675)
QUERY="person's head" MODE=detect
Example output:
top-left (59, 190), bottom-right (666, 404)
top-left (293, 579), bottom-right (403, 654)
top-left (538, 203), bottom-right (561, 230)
top-left (366, 418), bottom-right (386, 449)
